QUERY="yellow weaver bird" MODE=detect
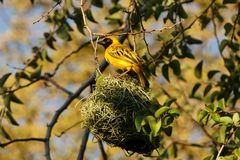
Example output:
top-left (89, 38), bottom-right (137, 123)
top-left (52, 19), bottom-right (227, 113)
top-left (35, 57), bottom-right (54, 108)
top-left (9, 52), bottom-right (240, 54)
top-left (99, 36), bottom-right (149, 88)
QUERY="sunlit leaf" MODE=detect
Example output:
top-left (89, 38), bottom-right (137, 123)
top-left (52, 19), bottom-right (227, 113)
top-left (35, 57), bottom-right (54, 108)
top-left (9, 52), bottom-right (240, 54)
top-left (154, 106), bottom-right (169, 118)
top-left (218, 125), bottom-right (226, 143)
top-left (134, 110), bottom-right (147, 132)
top-left (218, 98), bottom-right (225, 110)
top-left (197, 110), bottom-right (208, 122)
top-left (163, 99), bottom-right (176, 106)
top-left (233, 113), bottom-right (240, 125)
top-left (168, 108), bottom-right (180, 117)
top-left (219, 116), bottom-right (233, 125)
top-left (211, 113), bottom-right (220, 122)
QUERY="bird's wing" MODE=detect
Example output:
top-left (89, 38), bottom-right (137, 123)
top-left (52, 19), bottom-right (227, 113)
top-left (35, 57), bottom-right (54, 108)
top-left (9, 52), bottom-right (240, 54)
top-left (107, 45), bottom-right (141, 64)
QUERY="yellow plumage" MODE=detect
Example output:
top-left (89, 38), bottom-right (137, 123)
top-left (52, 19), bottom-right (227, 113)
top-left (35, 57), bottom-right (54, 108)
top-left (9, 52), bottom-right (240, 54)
top-left (99, 36), bottom-right (148, 88)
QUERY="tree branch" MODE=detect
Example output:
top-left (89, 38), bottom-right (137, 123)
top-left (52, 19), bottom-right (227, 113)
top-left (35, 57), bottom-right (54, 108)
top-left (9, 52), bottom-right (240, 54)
top-left (77, 129), bottom-right (90, 160)
top-left (0, 138), bottom-right (45, 148)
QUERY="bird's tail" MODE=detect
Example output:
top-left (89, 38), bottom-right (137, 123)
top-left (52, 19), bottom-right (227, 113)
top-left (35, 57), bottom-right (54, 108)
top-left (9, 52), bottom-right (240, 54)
top-left (133, 66), bottom-right (149, 88)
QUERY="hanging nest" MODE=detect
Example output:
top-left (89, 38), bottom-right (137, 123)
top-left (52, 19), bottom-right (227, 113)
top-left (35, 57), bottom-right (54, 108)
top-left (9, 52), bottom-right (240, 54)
top-left (80, 75), bottom-right (159, 154)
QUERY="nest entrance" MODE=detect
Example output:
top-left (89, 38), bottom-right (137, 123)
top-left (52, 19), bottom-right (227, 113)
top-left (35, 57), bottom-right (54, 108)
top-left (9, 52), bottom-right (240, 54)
top-left (80, 75), bottom-right (158, 154)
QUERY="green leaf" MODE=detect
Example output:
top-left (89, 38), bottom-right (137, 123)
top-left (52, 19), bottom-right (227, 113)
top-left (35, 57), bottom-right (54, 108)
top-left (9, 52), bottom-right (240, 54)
top-left (109, 4), bottom-right (122, 14)
top-left (145, 115), bottom-right (157, 134)
top-left (204, 84), bottom-right (212, 96)
top-left (194, 60), bottom-right (203, 79)
top-left (191, 83), bottom-right (201, 97)
top-left (233, 148), bottom-right (240, 157)
top-left (224, 23), bottom-right (233, 36)
top-left (56, 24), bottom-right (72, 41)
top-left (154, 5), bottom-right (164, 20)
top-left (232, 113), bottom-right (240, 125)
top-left (206, 103), bottom-right (217, 112)
top-left (44, 32), bottom-right (56, 50)
top-left (218, 125), bottom-right (227, 143)
top-left (218, 98), bottom-right (225, 110)
top-left (153, 119), bottom-right (162, 137)
top-left (162, 64), bottom-right (169, 82)
top-left (85, 9), bottom-right (98, 23)
top-left (197, 110), bottom-right (208, 122)
top-left (177, 4), bottom-right (188, 19)
top-left (185, 36), bottom-right (202, 44)
top-left (199, 15), bottom-right (211, 29)
top-left (203, 155), bottom-right (214, 160)
top-left (168, 108), bottom-right (180, 117)
top-left (10, 93), bottom-right (23, 104)
top-left (31, 66), bottom-right (42, 79)
top-left (208, 70), bottom-right (219, 79)
top-left (69, 9), bottom-right (85, 35)
top-left (154, 106), bottom-right (169, 118)
top-left (163, 99), bottom-right (176, 106)
top-left (91, 0), bottom-right (103, 8)
top-left (0, 73), bottom-right (11, 87)
top-left (5, 110), bottom-right (19, 126)
top-left (211, 113), bottom-right (220, 122)
top-left (179, 44), bottom-right (194, 59)
top-left (3, 95), bottom-right (11, 112)
top-left (223, 0), bottom-right (237, 4)
top-left (228, 42), bottom-right (239, 52)
top-left (219, 116), bottom-right (233, 125)
top-left (219, 39), bottom-right (228, 53)
top-left (134, 111), bottom-right (147, 132)
top-left (170, 60), bottom-right (181, 76)
top-left (163, 126), bottom-right (172, 136)
top-left (0, 126), bottom-right (11, 140)
top-left (163, 116), bottom-right (174, 126)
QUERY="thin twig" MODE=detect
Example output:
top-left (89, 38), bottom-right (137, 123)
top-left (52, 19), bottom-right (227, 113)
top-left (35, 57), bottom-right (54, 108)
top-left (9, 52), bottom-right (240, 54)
top-left (0, 138), bottom-right (45, 148)
top-left (80, 0), bottom-right (100, 73)
top-left (33, 0), bottom-right (64, 24)
top-left (93, 21), bottom-right (183, 37)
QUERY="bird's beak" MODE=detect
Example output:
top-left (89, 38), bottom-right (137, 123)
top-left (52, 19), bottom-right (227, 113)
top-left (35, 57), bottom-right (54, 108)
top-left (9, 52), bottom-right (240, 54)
top-left (98, 40), bottom-right (106, 46)
top-left (98, 39), bottom-right (107, 48)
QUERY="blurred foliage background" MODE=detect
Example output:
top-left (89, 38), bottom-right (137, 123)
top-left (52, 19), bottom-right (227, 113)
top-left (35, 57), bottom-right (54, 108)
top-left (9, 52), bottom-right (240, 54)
top-left (0, 0), bottom-right (239, 159)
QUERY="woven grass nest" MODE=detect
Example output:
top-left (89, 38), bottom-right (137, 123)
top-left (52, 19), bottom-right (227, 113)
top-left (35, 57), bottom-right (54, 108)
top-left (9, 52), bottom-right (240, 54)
top-left (80, 75), bottom-right (159, 154)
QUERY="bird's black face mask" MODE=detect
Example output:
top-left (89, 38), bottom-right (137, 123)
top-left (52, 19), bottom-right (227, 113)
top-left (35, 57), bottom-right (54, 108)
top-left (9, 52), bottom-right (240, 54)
top-left (98, 38), bottom-right (113, 48)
